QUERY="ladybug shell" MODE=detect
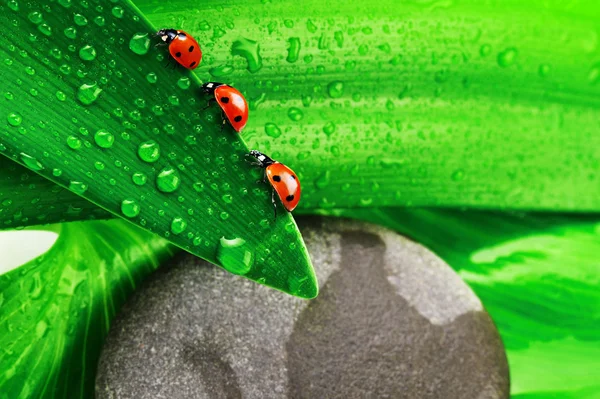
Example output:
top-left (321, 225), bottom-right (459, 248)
top-left (266, 162), bottom-right (301, 212)
top-left (169, 30), bottom-right (202, 70)
top-left (214, 85), bottom-right (249, 132)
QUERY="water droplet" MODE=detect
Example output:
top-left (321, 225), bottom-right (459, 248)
top-left (479, 44), bottom-right (491, 57)
top-left (64, 27), bottom-right (77, 39)
top-left (327, 81), bottom-right (344, 98)
top-left (538, 64), bottom-right (550, 77)
top-left (52, 168), bottom-right (62, 176)
top-left (7, 112), bottom-right (22, 126)
top-left (231, 38), bottom-right (262, 73)
top-left (170, 217), bottom-right (187, 235)
top-left (55, 91), bottom-right (67, 101)
top-left (77, 82), bottom-right (102, 105)
top-left (69, 180), bottom-right (88, 194)
top-left (28, 11), bottom-right (43, 24)
top-left (193, 182), bottom-right (204, 192)
top-left (156, 167), bottom-right (181, 193)
top-left (78, 45), bottom-right (96, 61)
top-left (222, 194), bottom-right (233, 204)
top-left (323, 121), bottom-right (336, 136)
top-left (94, 129), bottom-right (114, 148)
top-left (177, 77), bottom-right (191, 90)
top-left (287, 37), bottom-right (301, 63)
top-left (73, 13), bottom-right (87, 26)
top-left (111, 6), bottom-right (124, 18)
top-left (216, 237), bottom-right (254, 275)
top-left (121, 198), bottom-right (140, 218)
top-left (497, 48), bottom-right (517, 68)
top-left (94, 16), bottom-right (105, 26)
top-left (66, 135), bottom-right (81, 149)
top-left (287, 107), bottom-right (303, 121)
top-left (306, 19), bottom-right (317, 33)
top-left (146, 72), bottom-right (157, 84)
top-left (38, 24), bottom-right (52, 36)
top-left (137, 140), bottom-right (160, 162)
top-left (19, 152), bottom-right (44, 171)
top-left (315, 170), bottom-right (331, 189)
top-left (220, 211), bottom-right (230, 220)
top-left (7, 0), bottom-right (18, 11)
top-left (451, 169), bottom-right (465, 181)
top-left (94, 161), bottom-right (105, 170)
top-left (588, 63), bottom-right (600, 85)
top-left (132, 172), bottom-right (147, 186)
top-left (265, 122), bottom-right (282, 138)
top-left (209, 64), bottom-right (234, 77)
top-left (129, 32), bottom-right (150, 55)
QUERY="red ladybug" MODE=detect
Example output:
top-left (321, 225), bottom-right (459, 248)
top-left (156, 29), bottom-right (202, 69)
top-left (201, 82), bottom-right (248, 132)
top-left (248, 150), bottom-right (300, 217)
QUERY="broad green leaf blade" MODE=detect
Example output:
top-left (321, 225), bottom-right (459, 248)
top-left (139, 0), bottom-right (600, 211)
top-left (0, 0), bottom-right (317, 298)
top-left (327, 207), bottom-right (600, 399)
top-left (0, 220), bottom-right (176, 399)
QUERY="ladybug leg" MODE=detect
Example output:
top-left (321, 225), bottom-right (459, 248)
top-left (202, 97), bottom-right (216, 110)
top-left (271, 189), bottom-right (278, 220)
top-left (221, 111), bottom-right (227, 131)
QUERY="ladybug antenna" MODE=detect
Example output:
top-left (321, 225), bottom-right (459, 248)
top-left (249, 150), bottom-right (275, 167)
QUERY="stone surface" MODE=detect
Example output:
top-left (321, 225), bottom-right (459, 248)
top-left (96, 217), bottom-right (509, 399)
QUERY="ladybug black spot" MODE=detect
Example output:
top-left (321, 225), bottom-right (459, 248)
top-left (220, 96), bottom-right (230, 103)
top-left (286, 195), bottom-right (295, 202)
top-left (188, 45), bottom-right (194, 52)
top-left (175, 52), bottom-right (182, 58)
top-left (189, 61), bottom-right (196, 68)
top-left (272, 175), bottom-right (281, 182)
top-left (234, 115), bottom-right (243, 122)
top-left (290, 175), bottom-right (297, 180)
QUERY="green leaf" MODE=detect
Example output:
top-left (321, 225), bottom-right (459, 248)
top-left (0, 0), bottom-right (317, 298)
top-left (328, 207), bottom-right (600, 398)
top-left (2, 0), bottom-right (599, 227)
top-left (0, 220), bottom-right (176, 399)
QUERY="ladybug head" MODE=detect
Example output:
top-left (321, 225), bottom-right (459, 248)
top-left (156, 29), bottom-right (177, 43)
top-left (248, 150), bottom-right (274, 167)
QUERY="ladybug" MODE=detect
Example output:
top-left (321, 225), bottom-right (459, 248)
top-left (201, 82), bottom-right (248, 132)
top-left (248, 150), bottom-right (301, 218)
top-left (156, 29), bottom-right (202, 70)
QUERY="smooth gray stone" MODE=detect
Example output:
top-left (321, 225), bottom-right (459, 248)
top-left (96, 217), bottom-right (509, 399)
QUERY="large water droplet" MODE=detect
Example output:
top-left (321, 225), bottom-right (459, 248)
top-left (156, 167), bottom-right (181, 193)
top-left (265, 122), bottom-right (282, 138)
top-left (78, 45), bottom-right (96, 61)
top-left (327, 81), bottom-right (344, 98)
top-left (132, 172), bottom-right (147, 186)
top-left (170, 217), bottom-right (187, 235)
top-left (137, 140), bottom-right (160, 162)
top-left (19, 152), bottom-right (44, 171)
top-left (121, 198), bottom-right (140, 218)
top-left (94, 129), bottom-right (114, 148)
top-left (216, 237), bottom-right (254, 275)
top-left (77, 82), bottom-right (102, 105)
top-left (286, 37), bottom-right (301, 63)
top-left (7, 112), bottom-right (22, 126)
top-left (231, 38), bottom-right (262, 73)
top-left (288, 107), bottom-right (303, 121)
top-left (129, 32), bottom-right (150, 55)
top-left (497, 48), bottom-right (517, 68)
top-left (69, 180), bottom-right (88, 194)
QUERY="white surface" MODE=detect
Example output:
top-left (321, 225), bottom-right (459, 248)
top-left (0, 230), bottom-right (59, 275)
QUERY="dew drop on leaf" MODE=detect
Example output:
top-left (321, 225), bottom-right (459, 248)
top-left (77, 82), bottom-right (102, 105)
top-left (121, 198), bottom-right (140, 218)
top-left (286, 37), bottom-right (301, 63)
top-left (66, 135), bottom-right (81, 149)
top-left (177, 77), bottom-right (191, 90)
top-left (264, 122), bottom-right (282, 138)
top-left (231, 38), bottom-right (263, 73)
top-left (68, 180), bottom-right (88, 194)
top-left (497, 47), bottom-right (518, 67)
top-left (327, 81), bottom-right (344, 98)
top-left (28, 11), bottom-right (43, 24)
top-left (129, 32), bottom-right (151, 55)
top-left (111, 6), bottom-right (124, 18)
top-left (94, 129), bottom-right (114, 148)
top-left (19, 152), bottom-right (44, 171)
top-left (78, 45), bottom-right (96, 61)
top-left (73, 13), bottom-right (87, 26)
top-left (156, 167), bottom-right (181, 193)
top-left (287, 107), bottom-right (303, 121)
top-left (132, 172), bottom-right (147, 186)
top-left (137, 140), bottom-right (160, 162)
top-left (170, 217), bottom-right (187, 234)
top-left (216, 237), bottom-right (254, 275)
top-left (7, 112), bottom-right (22, 126)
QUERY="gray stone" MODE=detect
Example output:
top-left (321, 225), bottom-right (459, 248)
top-left (96, 217), bottom-right (509, 399)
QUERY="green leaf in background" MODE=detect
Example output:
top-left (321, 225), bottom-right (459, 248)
top-left (0, 0), bottom-right (317, 298)
top-left (329, 207), bottom-right (600, 398)
top-left (0, 220), bottom-right (175, 399)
